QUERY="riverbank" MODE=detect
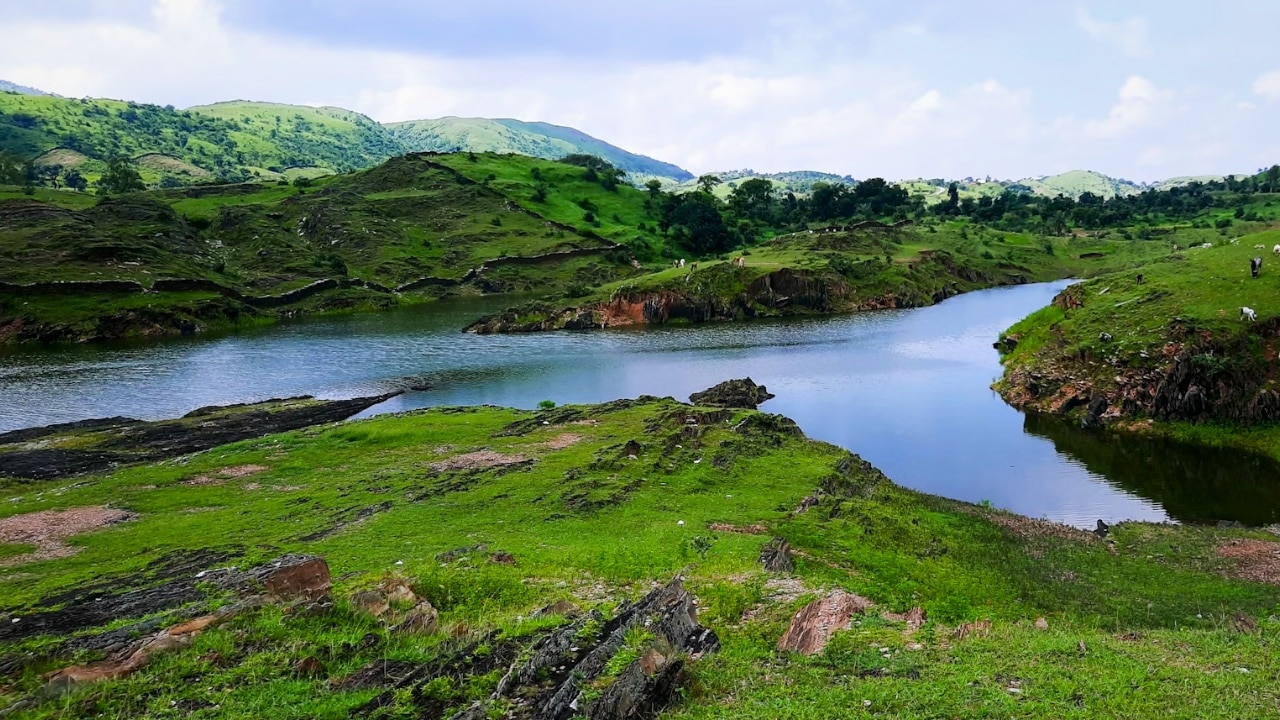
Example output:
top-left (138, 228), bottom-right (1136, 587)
top-left (463, 224), bottom-right (1164, 334)
top-left (1, 388), bottom-right (1277, 718)
top-left (995, 225), bottom-right (1280, 461)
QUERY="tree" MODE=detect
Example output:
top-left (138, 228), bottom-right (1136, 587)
top-left (728, 178), bottom-right (775, 221)
top-left (1267, 165), bottom-right (1280, 193)
top-left (63, 168), bottom-right (88, 191)
top-left (98, 156), bottom-right (145, 195)
top-left (947, 182), bottom-right (960, 209)
top-left (696, 174), bottom-right (721, 194)
top-left (661, 192), bottom-right (734, 255)
top-left (644, 179), bottom-right (663, 198)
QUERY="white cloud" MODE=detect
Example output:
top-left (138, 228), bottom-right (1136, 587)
top-left (1075, 8), bottom-right (1149, 57)
top-left (1254, 70), bottom-right (1280, 101)
top-left (0, 0), bottom-right (1275, 182)
top-left (1084, 77), bottom-right (1171, 138)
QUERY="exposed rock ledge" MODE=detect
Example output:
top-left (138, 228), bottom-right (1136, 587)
top-left (0, 393), bottom-right (400, 481)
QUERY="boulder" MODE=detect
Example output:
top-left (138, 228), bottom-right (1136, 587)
top-left (777, 590), bottom-right (875, 655)
top-left (689, 378), bottom-right (776, 409)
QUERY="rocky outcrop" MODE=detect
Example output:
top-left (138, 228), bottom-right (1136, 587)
top-left (1000, 313), bottom-right (1280, 427)
top-left (0, 393), bottom-right (400, 480)
top-left (484, 577), bottom-right (719, 720)
top-left (776, 590), bottom-right (875, 655)
top-left (689, 378), bottom-right (776, 409)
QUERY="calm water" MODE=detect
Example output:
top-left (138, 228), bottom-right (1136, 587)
top-left (3, 283), bottom-right (1279, 527)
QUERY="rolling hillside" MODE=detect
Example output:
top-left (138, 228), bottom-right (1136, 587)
top-left (387, 116), bottom-right (692, 181)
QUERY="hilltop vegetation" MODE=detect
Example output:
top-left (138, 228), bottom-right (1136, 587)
top-left (1, 392), bottom-right (1278, 718)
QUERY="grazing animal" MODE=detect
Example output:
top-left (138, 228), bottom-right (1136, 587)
top-left (1274, 244), bottom-right (1280, 255)
top-left (1135, 274), bottom-right (1144, 285)
top-left (690, 262), bottom-right (697, 271)
top-left (1099, 332), bottom-right (1113, 342)
top-left (1252, 257), bottom-right (1263, 279)
top-left (732, 256), bottom-right (746, 268)
top-left (1242, 306), bottom-right (1258, 322)
top-left (1200, 243), bottom-right (1213, 249)
top-left (1093, 519), bottom-right (1109, 538)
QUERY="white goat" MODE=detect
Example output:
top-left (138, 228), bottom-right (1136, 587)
top-left (1241, 307), bottom-right (1258, 322)
top-left (1274, 244), bottom-right (1280, 255)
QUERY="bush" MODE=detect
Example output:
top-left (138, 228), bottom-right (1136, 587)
top-left (538, 400), bottom-right (556, 410)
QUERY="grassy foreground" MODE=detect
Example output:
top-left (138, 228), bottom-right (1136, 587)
top-left (1, 395), bottom-right (1277, 718)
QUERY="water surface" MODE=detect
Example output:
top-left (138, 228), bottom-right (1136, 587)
top-left (3, 283), bottom-right (1278, 527)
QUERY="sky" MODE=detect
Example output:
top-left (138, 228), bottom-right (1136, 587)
top-left (2, 0), bottom-right (1278, 182)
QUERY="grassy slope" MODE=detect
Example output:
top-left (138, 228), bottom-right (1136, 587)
top-left (0, 398), bottom-right (1277, 718)
top-left (0, 153), bottom-right (650, 343)
top-left (0, 93), bottom-right (401, 186)
top-left (387, 118), bottom-right (693, 182)
top-left (997, 200), bottom-right (1280, 458)
top-left (186, 101), bottom-right (402, 173)
top-left (467, 220), bottom-right (1175, 331)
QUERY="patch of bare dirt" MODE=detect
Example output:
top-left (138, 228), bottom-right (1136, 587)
top-left (0, 506), bottom-right (135, 566)
top-left (707, 523), bottom-right (768, 535)
top-left (220, 464), bottom-right (268, 478)
top-left (978, 510), bottom-right (1096, 543)
top-left (542, 433), bottom-right (584, 450)
top-left (430, 449), bottom-right (528, 472)
top-left (1217, 538), bottom-right (1280, 585)
top-left (182, 464), bottom-right (269, 486)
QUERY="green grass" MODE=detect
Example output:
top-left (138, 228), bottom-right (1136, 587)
top-left (1, 397), bottom-right (1277, 718)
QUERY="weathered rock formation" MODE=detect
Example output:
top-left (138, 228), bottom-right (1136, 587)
top-left (776, 590), bottom-right (875, 655)
top-left (0, 393), bottom-right (399, 480)
top-left (689, 378), bottom-right (776, 409)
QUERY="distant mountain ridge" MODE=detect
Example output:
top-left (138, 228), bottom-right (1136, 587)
top-left (0, 84), bottom-right (695, 186)
top-left (0, 80), bottom-right (50, 96)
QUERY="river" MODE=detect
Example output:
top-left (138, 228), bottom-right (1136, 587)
top-left (3, 281), bottom-right (1279, 527)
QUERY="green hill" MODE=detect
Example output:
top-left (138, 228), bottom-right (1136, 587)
top-left (185, 101), bottom-right (402, 174)
top-left (387, 117), bottom-right (693, 182)
top-left (0, 93), bottom-right (386, 186)
top-left (0, 152), bottom-right (666, 344)
top-left (0, 92), bottom-right (694, 189)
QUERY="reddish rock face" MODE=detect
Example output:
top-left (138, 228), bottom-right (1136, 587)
top-left (776, 590), bottom-right (875, 655)
top-left (263, 556), bottom-right (331, 600)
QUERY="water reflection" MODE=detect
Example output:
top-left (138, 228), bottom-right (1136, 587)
top-left (1024, 413), bottom-right (1280, 526)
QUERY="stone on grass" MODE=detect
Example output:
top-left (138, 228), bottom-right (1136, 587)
top-left (777, 590), bottom-right (875, 655)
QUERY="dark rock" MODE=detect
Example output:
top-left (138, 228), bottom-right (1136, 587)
top-left (492, 578), bottom-right (718, 720)
top-left (689, 378), bottom-right (776, 409)
top-left (0, 394), bottom-right (400, 481)
top-left (1081, 395), bottom-right (1109, 429)
top-left (759, 537), bottom-right (794, 573)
